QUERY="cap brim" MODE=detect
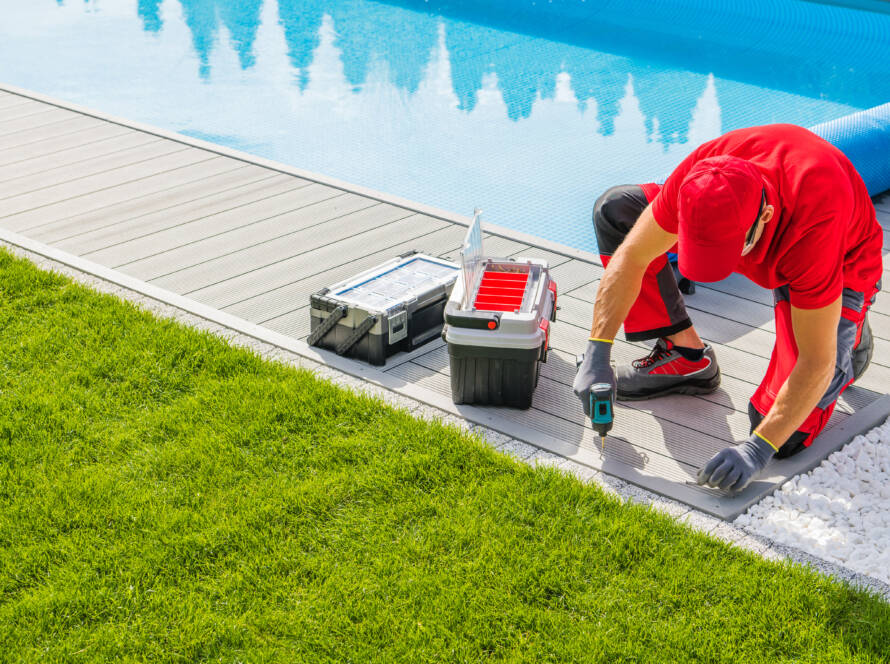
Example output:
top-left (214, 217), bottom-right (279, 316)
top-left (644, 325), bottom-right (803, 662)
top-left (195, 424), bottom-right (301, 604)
top-left (678, 241), bottom-right (741, 283)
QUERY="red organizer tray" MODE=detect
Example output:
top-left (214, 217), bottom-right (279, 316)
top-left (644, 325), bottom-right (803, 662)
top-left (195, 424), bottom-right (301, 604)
top-left (472, 269), bottom-right (530, 312)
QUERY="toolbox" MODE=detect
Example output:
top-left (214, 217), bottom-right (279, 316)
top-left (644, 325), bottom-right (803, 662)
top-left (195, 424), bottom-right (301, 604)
top-left (443, 211), bottom-right (557, 409)
top-left (308, 252), bottom-right (460, 365)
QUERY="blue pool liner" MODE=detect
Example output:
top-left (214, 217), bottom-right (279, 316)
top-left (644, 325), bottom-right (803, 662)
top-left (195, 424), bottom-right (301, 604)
top-left (810, 103), bottom-right (890, 196)
top-left (393, 0), bottom-right (890, 195)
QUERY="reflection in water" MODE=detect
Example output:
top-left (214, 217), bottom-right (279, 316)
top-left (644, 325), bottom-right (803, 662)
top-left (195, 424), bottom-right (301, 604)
top-left (4, 0), bottom-right (879, 249)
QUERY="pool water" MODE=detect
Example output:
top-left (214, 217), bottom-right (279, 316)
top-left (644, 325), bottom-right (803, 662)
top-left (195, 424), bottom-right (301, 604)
top-left (1, 0), bottom-right (889, 252)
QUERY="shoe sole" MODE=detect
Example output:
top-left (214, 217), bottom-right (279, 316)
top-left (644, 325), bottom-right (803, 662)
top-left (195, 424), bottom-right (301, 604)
top-left (617, 370), bottom-right (721, 402)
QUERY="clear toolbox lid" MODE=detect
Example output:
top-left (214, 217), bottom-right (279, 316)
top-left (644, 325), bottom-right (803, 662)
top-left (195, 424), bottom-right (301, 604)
top-left (332, 255), bottom-right (459, 312)
top-left (460, 209), bottom-right (484, 309)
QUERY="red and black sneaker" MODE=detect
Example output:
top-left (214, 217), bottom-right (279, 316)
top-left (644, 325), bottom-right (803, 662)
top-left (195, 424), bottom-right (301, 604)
top-left (616, 338), bottom-right (720, 401)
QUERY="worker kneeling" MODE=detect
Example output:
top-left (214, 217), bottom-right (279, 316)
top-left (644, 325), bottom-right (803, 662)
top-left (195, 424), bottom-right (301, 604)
top-left (574, 124), bottom-right (883, 494)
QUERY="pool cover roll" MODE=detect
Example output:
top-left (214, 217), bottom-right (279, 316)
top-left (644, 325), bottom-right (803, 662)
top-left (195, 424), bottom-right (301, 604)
top-left (810, 103), bottom-right (890, 196)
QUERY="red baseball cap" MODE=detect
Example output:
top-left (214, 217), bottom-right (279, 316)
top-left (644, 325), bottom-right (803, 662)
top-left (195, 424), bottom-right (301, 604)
top-left (677, 155), bottom-right (763, 283)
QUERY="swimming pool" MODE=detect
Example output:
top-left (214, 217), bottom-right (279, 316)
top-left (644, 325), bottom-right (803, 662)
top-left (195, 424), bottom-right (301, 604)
top-left (2, 0), bottom-right (889, 252)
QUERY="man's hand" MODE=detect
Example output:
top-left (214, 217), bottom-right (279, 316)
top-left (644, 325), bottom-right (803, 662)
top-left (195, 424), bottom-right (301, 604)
top-left (696, 434), bottom-right (776, 493)
top-left (573, 339), bottom-right (616, 417)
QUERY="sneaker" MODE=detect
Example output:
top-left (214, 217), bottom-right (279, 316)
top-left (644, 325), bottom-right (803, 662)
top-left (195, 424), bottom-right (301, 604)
top-left (616, 338), bottom-right (720, 401)
top-left (853, 315), bottom-right (873, 381)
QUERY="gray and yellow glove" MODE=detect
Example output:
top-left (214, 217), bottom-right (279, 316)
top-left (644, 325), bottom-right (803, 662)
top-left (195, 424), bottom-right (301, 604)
top-left (696, 434), bottom-right (777, 493)
top-left (572, 339), bottom-right (616, 417)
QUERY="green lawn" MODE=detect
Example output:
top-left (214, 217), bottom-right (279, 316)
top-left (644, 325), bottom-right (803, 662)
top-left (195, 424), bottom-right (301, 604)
top-left (1, 247), bottom-right (888, 663)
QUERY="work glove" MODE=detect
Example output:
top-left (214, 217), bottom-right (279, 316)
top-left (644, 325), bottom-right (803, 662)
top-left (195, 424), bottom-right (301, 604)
top-left (572, 339), bottom-right (616, 417)
top-left (696, 434), bottom-right (776, 493)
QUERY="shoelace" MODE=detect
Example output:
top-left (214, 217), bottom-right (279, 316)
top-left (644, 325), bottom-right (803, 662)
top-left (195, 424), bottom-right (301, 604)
top-left (632, 341), bottom-right (672, 369)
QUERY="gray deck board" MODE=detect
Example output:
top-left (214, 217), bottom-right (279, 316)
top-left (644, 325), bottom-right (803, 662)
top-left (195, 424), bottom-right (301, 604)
top-left (148, 203), bottom-right (416, 294)
top-left (2, 148), bottom-right (218, 228)
top-left (0, 134), bottom-right (168, 198)
top-left (0, 102), bottom-right (61, 123)
top-left (0, 106), bottom-right (75, 136)
top-left (1, 155), bottom-right (237, 233)
top-left (0, 107), bottom-right (75, 137)
top-left (140, 193), bottom-right (384, 287)
top-left (2, 85), bottom-right (887, 520)
top-left (0, 123), bottom-right (133, 167)
top-left (0, 116), bottom-right (108, 152)
top-left (40, 168), bottom-right (283, 249)
top-left (86, 177), bottom-right (320, 270)
top-left (0, 95), bottom-right (34, 111)
top-left (195, 219), bottom-right (461, 312)
top-left (0, 131), bottom-right (161, 186)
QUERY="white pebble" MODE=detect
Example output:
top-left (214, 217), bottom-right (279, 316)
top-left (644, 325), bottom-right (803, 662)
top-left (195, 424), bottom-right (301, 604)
top-left (737, 415), bottom-right (890, 585)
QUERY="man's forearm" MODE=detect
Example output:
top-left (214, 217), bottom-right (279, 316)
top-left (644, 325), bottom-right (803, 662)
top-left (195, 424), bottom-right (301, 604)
top-left (755, 358), bottom-right (834, 449)
top-left (590, 250), bottom-right (646, 339)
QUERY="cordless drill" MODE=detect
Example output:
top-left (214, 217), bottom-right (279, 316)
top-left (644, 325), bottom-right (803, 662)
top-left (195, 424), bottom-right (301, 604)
top-left (589, 384), bottom-right (614, 450)
top-left (576, 353), bottom-right (615, 449)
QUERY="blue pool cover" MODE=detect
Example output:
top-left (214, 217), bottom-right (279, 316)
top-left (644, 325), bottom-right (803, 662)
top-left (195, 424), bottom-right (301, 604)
top-left (812, 103), bottom-right (890, 196)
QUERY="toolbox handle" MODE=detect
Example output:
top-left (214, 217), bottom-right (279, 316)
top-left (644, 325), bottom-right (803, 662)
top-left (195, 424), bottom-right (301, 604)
top-left (335, 314), bottom-right (379, 356)
top-left (445, 311), bottom-right (501, 330)
top-left (307, 304), bottom-right (347, 347)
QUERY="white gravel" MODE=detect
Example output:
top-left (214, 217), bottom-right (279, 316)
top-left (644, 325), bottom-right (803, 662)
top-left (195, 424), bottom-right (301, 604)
top-left (737, 416), bottom-right (890, 584)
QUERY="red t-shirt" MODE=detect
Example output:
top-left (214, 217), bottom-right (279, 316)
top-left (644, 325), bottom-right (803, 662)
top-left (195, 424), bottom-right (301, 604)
top-left (651, 124), bottom-right (883, 309)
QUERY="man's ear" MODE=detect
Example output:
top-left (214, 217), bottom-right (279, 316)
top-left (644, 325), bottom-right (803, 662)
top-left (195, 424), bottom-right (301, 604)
top-left (760, 204), bottom-right (775, 224)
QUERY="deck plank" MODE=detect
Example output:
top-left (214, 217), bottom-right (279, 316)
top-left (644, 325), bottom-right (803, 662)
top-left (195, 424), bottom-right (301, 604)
top-left (38, 168), bottom-right (283, 248)
top-left (0, 94), bottom-right (33, 111)
top-left (0, 105), bottom-right (69, 133)
top-left (126, 191), bottom-right (377, 284)
top-left (84, 177), bottom-right (321, 270)
top-left (1, 148), bottom-right (217, 229)
top-left (0, 115), bottom-right (106, 152)
top-left (0, 106), bottom-right (83, 137)
top-left (0, 134), bottom-right (166, 196)
top-left (547, 259), bottom-right (602, 293)
top-left (0, 102), bottom-right (61, 123)
top-left (0, 122), bottom-right (134, 169)
top-left (0, 130), bottom-right (161, 184)
top-left (388, 360), bottom-right (715, 481)
top-left (145, 202), bottom-right (416, 294)
top-left (0, 155), bottom-right (237, 232)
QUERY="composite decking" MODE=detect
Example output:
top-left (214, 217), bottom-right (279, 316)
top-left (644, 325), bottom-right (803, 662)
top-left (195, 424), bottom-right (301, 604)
top-left (2, 84), bottom-right (889, 519)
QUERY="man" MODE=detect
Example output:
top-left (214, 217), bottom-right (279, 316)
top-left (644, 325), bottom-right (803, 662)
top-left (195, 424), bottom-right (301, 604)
top-left (573, 124), bottom-right (883, 493)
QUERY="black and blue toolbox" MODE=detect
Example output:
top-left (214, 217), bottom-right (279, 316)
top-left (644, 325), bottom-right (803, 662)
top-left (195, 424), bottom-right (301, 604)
top-left (443, 212), bottom-right (557, 409)
top-left (308, 252), bottom-right (460, 366)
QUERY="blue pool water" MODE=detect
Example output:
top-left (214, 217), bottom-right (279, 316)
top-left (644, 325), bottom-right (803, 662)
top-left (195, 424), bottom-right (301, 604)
top-left (1, 0), bottom-right (889, 252)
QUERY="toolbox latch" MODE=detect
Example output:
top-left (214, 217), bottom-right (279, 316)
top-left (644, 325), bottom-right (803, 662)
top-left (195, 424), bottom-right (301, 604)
top-left (388, 309), bottom-right (408, 344)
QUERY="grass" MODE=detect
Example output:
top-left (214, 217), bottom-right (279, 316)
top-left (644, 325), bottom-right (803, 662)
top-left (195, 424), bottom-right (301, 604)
top-left (0, 247), bottom-right (889, 664)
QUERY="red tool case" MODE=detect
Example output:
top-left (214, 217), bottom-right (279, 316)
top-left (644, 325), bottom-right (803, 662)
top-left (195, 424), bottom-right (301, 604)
top-left (443, 212), bottom-right (557, 409)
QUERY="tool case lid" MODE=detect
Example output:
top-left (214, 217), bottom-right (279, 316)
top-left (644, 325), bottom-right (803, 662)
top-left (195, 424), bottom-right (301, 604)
top-left (325, 253), bottom-right (459, 314)
top-left (460, 210), bottom-right (485, 309)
